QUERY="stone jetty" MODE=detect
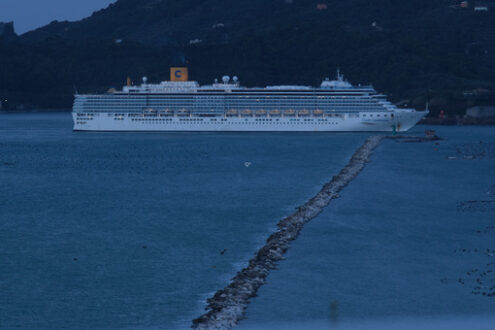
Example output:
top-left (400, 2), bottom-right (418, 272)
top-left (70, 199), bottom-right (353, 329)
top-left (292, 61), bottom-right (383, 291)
top-left (192, 135), bottom-right (385, 329)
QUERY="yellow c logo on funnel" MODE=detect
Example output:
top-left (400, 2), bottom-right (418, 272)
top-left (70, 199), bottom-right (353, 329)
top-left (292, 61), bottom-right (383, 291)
top-left (171, 67), bottom-right (188, 81)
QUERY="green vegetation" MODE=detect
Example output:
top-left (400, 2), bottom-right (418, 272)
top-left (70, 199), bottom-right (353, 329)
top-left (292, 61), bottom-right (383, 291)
top-left (1, 0), bottom-right (495, 116)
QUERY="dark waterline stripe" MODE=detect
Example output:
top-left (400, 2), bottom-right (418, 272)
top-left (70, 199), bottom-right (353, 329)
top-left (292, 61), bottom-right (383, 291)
top-left (191, 135), bottom-right (386, 329)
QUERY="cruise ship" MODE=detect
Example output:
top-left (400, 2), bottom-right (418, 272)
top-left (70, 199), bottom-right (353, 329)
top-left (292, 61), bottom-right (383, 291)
top-left (73, 68), bottom-right (428, 132)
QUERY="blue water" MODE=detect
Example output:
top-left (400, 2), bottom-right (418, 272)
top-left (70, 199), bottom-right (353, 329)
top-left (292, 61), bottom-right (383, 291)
top-left (0, 113), bottom-right (367, 329)
top-left (241, 126), bottom-right (495, 328)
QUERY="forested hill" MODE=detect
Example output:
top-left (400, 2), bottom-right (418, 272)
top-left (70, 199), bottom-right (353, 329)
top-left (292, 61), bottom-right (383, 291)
top-left (1, 0), bottom-right (495, 114)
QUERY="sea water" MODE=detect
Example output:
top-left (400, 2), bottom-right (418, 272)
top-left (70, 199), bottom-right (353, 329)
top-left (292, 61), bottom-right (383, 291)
top-left (240, 126), bottom-right (495, 329)
top-left (0, 113), bottom-right (367, 329)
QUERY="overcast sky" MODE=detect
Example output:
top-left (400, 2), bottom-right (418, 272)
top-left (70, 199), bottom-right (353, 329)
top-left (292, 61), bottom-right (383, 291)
top-left (0, 0), bottom-right (116, 34)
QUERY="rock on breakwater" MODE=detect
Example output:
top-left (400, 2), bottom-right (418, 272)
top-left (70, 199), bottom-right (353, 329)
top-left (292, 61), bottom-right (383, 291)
top-left (191, 135), bottom-right (385, 329)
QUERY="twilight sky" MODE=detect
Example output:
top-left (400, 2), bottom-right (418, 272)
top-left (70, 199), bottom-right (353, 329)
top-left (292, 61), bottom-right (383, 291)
top-left (0, 0), bottom-right (116, 34)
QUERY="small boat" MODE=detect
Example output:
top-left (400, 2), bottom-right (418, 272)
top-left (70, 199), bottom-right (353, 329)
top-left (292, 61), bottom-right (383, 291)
top-left (284, 109), bottom-right (296, 116)
top-left (226, 109), bottom-right (238, 116)
top-left (313, 109), bottom-right (324, 116)
top-left (299, 109), bottom-right (310, 116)
top-left (269, 109), bottom-right (281, 116)
top-left (255, 109), bottom-right (267, 116)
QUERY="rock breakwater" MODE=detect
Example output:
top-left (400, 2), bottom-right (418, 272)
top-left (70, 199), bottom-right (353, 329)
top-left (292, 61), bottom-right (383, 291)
top-left (192, 135), bottom-right (385, 329)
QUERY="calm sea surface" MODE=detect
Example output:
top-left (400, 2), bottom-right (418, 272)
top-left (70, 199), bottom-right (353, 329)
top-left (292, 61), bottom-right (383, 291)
top-left (241, 125), bottom-right (495, 329)
top-left (0, 113), bottom-right (368, 329)
top-left (1, 113), bottom-right (494, 329)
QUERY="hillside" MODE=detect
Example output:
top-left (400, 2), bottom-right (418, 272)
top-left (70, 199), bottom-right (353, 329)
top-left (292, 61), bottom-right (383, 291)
top-left (1, 0), bottom-right (495, 114)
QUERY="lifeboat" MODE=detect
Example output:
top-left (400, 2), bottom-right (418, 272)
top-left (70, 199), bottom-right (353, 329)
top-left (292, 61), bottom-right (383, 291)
top-left (177, 109), bottom-right (190, 116)
top-left (269, 109), bottom-right (281, 116)
top-left (143, 107), bottom-right (158, 117)
top-left (160, 109), bottom-right (174, 116)
top-left (241, 109), bottom-right (253, 116)
top-left (299, 109), bottom-right (310, 116)
top-left (284, 109), bottom-right (296, 117)
top-left (226, 109), bottom-right (238, 116)
top-left (255, 109), bottom-right (267, 117)
top-left (313, 109), bottom-right (324, 116)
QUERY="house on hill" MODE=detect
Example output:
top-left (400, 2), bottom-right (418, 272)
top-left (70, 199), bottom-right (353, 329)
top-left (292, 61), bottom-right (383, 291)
top-left (474, 0), bottom-right (493, 10)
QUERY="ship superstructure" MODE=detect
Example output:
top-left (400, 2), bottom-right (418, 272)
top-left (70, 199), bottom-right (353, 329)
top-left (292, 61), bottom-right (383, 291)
top-left (73, 68), bottom-right (427, 132)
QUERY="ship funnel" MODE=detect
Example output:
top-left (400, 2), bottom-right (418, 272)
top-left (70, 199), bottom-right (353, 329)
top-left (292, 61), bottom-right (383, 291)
top-left (170, 67), bottom-right (189, 81)
top-left (127, 76), bottom-right (132, 86)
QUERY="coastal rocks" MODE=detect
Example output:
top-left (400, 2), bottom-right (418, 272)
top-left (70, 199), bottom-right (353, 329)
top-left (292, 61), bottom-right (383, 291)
top-left (457, 201), bottom-right (495, 213)
top-left (450, 142), bottom-right (495, 160)
top-left (453, 251), bottom-right (495, 297)
top-left (192, 136), bottom-right (385, 329)
top-left (457, 185), bottom-right (495, 213)
top-left (453, 184), bottom-right (495, 298)
top-left (488, 186), bottom-right (495, 198)
top-left (386, 133), bottom-right (441, 143)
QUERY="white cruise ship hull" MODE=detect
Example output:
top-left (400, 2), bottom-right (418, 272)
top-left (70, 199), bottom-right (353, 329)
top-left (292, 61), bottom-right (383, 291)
top-left (73, 110), bottom-right (426, 132)
top-left (72, 68), bottom-right (429, 132)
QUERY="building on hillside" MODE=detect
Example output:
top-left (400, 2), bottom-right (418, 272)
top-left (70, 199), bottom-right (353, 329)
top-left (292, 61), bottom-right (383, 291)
top-left (474, 1), bottom-right (491, 10)
top-left (473, 0), bottom-right (495, 10)
top-left (0, 22), bottom-right (16, 41)
top-left (466, 106), bottom-right (495, 118)
top-left (464, 89), bottom-right (495, 118)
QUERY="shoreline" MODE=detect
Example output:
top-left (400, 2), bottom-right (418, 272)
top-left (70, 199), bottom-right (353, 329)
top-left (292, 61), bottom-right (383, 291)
top-left (419, 118), bottom-right (495, 126)
top-left (0, 109), bottom-right (495, 126)
top-left (2, 111), bottom-right (494, 126)
top-left (0, 109), bottom-right (71, 113)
